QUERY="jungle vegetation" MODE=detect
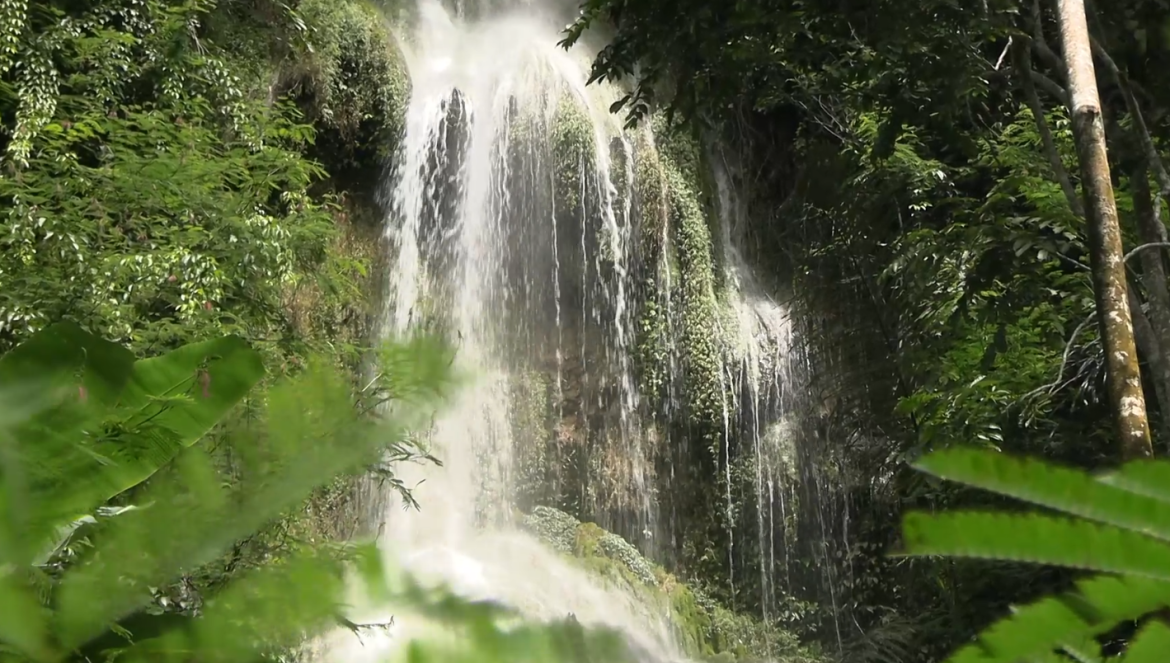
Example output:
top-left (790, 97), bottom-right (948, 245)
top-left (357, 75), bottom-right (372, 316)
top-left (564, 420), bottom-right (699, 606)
top-left (5, 0), bottom-right (1170, 661)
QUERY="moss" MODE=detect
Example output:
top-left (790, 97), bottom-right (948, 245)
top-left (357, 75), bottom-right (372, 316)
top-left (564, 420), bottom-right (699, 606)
top-left (512, 371), bottom-right (554, 509)
top-left (634, 134), bottom-right (669, 255)
top-left (664, 160), bottom-right (724, 447)
top-left (640, 123), bottom-right (723, 440)
top-left (552, 98), bottom-right (596, 216)
top-left (651, 114), bottom-right (734, 291)
top-left (609, 134), bottom-right (632, 221)
top-left (631, 133), bottom-right (672, 403)
top-left (522, 507), bottom-right (824, 663)
top-left (653, 114), bottom-right (704, 187)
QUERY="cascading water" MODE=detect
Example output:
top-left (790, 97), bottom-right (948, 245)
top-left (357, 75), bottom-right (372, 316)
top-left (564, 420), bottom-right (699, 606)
top-left (321, 0), bottom-right (824, 659)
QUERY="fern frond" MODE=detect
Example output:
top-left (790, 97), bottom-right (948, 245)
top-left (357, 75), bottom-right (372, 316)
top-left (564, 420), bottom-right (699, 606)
top-left (901, 511), bottom-right (1170, 578)
top-left (915, 449), bottom-right (1170, 540)
top-left (1121, 622), bottom-right (1170, 663)
top-left (1059, 638), bottom-right (1103, 663)
top-left (1098, 462), bottom-right (1170, 504)
top-left (940, 575), bottom-right (1170, 663)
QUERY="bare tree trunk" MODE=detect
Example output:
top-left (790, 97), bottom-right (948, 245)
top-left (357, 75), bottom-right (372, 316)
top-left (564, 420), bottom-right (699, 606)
top-left (1127, 286), bottom-right (1166, 428)
top-left (1057, 0), bottom-right (1153, 459)
top-left (1132, 166), bottom-right (1170, 448)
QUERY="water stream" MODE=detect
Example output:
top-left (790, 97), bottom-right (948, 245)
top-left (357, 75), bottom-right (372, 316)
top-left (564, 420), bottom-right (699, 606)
top-left (321, 0), bottom-right (817, 659)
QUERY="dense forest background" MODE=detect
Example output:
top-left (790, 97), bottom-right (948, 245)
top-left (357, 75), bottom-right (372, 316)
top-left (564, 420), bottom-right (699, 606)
top-left (5, 0), bottom-right (1170, 661)
top-left (567, 0), bottom-right (1170, 660)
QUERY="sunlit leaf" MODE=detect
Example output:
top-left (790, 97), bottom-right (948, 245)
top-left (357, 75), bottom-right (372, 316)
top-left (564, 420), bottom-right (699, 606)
top-left (914, 449), bottom-right (1170, 541)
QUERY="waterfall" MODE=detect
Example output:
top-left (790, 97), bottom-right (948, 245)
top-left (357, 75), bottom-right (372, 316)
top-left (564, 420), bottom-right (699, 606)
top-left (321, 0), bottom-right (815, 659)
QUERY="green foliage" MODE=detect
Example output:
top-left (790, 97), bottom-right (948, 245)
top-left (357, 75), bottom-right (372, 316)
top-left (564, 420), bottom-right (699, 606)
top-left (567, 0), bottom-right (1170, 658)
top-left (522, 506), bottom-right (823, 663)
top-left (666, 161), bottom-right (722, 445)
top-left (562, 0), bottom-right (1002, 138)
top-left (283, 0), bottom-right (411, 172)
top-left (0, 325), bottom-right (640, 663)
top-left (0, 326), bottom-right (433, 659)
top-left (900, 446), bottom-right (1170, 662)
top-left (0, 0), bottom-right (347, 357)
top-left (0, 322), bottom-right (265, 560)
top-left (0, 0), bottom-right (405, 364)
top-left (632, 134), bottom-right (671, 405)
top-left (552, 98), bottom-right (595, 214)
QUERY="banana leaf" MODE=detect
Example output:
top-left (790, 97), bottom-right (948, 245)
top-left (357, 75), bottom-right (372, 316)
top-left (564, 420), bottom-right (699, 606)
top-left (0, 323), bottom-right (265, 557)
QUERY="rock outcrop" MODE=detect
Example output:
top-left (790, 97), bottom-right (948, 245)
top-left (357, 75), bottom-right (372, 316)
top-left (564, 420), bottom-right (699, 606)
top-left (521, 506), bottom-right (824, 663)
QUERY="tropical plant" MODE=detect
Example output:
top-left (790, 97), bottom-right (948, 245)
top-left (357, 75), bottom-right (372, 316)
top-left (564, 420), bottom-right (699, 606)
top-left (0, 325), bottom-right (633, 662)
top-left (900, 446), bottom-right (1170, 662)
top-left (0, 0), bottom-right (390, 365)
top-left (0, 321), bottom-right (266, 564)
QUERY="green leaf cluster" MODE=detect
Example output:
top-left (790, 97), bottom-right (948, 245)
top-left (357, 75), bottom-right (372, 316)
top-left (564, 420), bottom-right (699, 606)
top-left (0, 322), bottom-right (635, 663)
top-left (0, 0), bottom-right (378, 363)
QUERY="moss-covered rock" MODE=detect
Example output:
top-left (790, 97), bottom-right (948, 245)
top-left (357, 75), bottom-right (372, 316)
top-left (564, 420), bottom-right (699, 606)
top-left (552, 98), bottom-right (597, 215)
top-left (652, 115), bottom-right (704, 188)
top-left (523, 505), bottom-right (582, 554)
top-left (632, 133), bottom-right (673, 405)
top-left (521, 506), bottom-right (824, 663)
top-left (664, 161), bottom-right (724, 448)
top-left (512, 371), bottom-right (555, 510)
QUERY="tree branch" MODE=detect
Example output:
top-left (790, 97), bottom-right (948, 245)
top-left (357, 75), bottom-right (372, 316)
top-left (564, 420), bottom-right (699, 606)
top-left (1029, 0), bottom-right (1066, 77)
top-left (1023, 311), bottom-right (1096, 400)
top-left (337, 616), bottom-right (396, 646)
top-left (1030, 70), bottom-right (1069, 105)
top-left (1124, 243), bottom-right (1170, 264)
top-left (1013, 39), bottom-right (1082, 217)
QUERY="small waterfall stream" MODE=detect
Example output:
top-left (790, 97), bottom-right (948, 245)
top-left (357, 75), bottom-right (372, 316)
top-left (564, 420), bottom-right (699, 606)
top-left (322, 0), bottom-right (822, 659)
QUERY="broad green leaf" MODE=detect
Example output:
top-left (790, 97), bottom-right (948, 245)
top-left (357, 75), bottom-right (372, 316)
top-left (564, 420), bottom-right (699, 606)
top-left (914, 449), bottom-right (1170, 541)
top-left (900, 511), bottom-right (1170, 579)
top-left (1122, 622), bottom-right (1170, 663)
top-left (114, 335), bottom-right (265, 447)
top-left (0, 322), bottom-right (134, 409)
top-left (1, 329), bottom-right (264, 556)
top-left (54, 350), bottom-right (446, 650)
top-left (0, 334), bottom-right (109, 564)
top-left (1059, 638), bottom-right (1103, 663)
top-left (0, 573), bottom-right (50, 660)
top-left (187, 549), bottom-right (349, 659)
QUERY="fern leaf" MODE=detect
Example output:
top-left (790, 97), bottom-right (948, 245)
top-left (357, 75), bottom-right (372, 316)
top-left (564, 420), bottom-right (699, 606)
top-left (901, 511), bottom-right (1170, 578)
top-left (915, 449), bottom-right (1170, 540)
top-left (1122, 622), bottom-right (1170, 663)
top-left (1098, 462), bottom-right (1170, 504)
top-left (940, 575), bottom-right (1170, 663)
top-left (1059, 638), bottom-right (1103, 663)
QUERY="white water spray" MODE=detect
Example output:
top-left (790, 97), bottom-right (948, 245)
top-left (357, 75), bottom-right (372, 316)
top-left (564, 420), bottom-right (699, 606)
top-left (325, 2), bottom-right (684, 660)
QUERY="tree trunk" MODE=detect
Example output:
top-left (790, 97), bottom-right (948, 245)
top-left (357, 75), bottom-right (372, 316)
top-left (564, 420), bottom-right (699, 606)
top-left (1057, 0), bottom-right (1153, 459)
top-left (1132, 166), bottom-right (1170, 448)
top-left (1127, 285), bottom-right (1165, 426)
